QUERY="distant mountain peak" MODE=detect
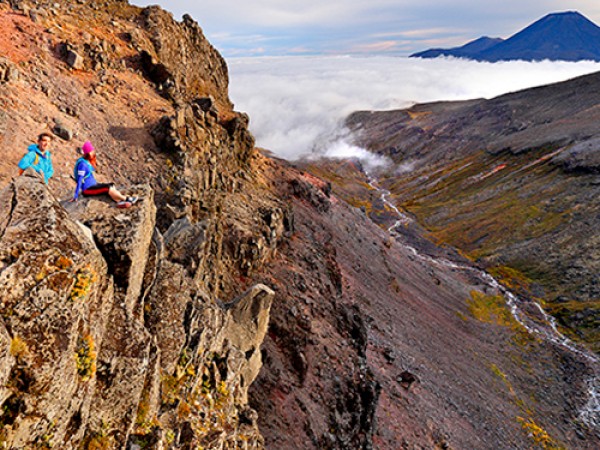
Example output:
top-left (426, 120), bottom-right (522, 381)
top-left (411, 10), bottom-right (600, 62)
top-left (545, 11), bottom-right (584, 18)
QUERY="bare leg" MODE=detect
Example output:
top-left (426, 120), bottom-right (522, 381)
top-left (108, 186), bottom-right (127, 202)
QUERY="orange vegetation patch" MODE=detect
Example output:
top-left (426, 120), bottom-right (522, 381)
top-left (407, 110), bottom-right (431, 120)
top-left (0, 10), bottom-right (45, 64)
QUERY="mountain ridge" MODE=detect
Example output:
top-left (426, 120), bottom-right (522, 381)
top-left (411, 36), bottom-right (503, 59)
top-left (411, 11), bottom-right (600, 61)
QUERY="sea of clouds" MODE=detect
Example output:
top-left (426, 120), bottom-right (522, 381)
top-left (227, 56), bottom-right (600, 166)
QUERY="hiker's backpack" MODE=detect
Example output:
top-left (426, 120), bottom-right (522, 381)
top-left (25, 150), bottom-right (39, 166)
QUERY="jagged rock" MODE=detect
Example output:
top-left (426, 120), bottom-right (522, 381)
top-left (57, 41), bottom-right (84, 70)
top-left (140, 50), bottom-right (173, 89)
top-left (67, 190), bottom-right (157, 446)
top-left (138, 7), bottom-right (232, 107)
top-left (66, 49), bottom-right (84, 70)
top-left (163, 216), bottom-right (207, 267)
top-left (0, 172), bottom-right (113, 447)
top-left (144, 253), bottom-right (202, 374)
top-left (0, 320), bottom-right (15, 406)
top-left (28, 9), bottom-right (48, 23)
top-left (398, 371), bottom-right (418, 390)
top-left (0, 57), bottom-right (19, 83)
top-left (0, 166), bottom-right (276, 447)
top-left (290, 178), bottom-right (331, 212)
top-left (193, 96), bottom-right (215, 113)
top-left (552, 138), bottom-right (600, 173)
top-left (223, 284), bottom-right (274, 401)
top-left (383, 347), bottom-right (396, 363)
top-left (69, 185), bottom-right (156, 314)
top-left (337, 304), bottom-right (368, 357)
top-left (0, 0), bottom-right (279, 447)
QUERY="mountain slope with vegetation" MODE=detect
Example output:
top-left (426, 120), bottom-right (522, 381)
top-left (346, 70), bottom-right (600, 353)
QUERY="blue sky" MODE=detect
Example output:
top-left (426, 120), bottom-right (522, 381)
top-left (132, 1), bottom-right (600, 56)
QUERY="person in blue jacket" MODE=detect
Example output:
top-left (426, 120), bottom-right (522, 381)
top-left (71, 141), bottom-right (138, 208)
top-left (18, 132), bottom-right (55, 184)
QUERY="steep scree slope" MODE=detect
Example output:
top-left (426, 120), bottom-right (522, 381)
top-left (249, 157), bottom-right (600, 449)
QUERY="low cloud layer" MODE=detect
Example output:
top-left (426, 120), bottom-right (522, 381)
top-left (228, 56), bottom-right (600, 161)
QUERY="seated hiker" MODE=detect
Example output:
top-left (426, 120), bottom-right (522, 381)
top-left (18, 132), bottom-right (55, 184)
top-left (70, 141), bottom-right (138, 208)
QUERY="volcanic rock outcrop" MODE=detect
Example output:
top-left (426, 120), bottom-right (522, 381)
top-left (0, 171), bottom-right (275, 449)
top-left (0, 0), bottom-right (281, 448)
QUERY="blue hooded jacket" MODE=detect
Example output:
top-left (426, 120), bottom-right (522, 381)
top-left (73, 157), bottom-right (97, 200)
top-left (18, 144), bottom-right (54, 184)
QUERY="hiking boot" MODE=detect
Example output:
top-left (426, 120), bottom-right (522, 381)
top-left (117, 201), bottom-right (132, 209)
top-left (126, 196), bottom-right (139, 204)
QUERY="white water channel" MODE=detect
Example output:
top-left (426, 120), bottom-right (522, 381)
top-left (365, 174), bottom-right (412, 231)
top-left (364, 172), bottom-right (600, 431)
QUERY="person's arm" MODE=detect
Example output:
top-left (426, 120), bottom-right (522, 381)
top-left (17, 152), bottom-right (34, 175)
top-left (72, 162), bottom-right (87, 201)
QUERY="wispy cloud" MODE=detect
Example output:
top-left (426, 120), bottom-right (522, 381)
top-left (350, 41), bottom-right (399, 53)
top-left (224, 47), bottom-right (267, 57)
top-left (228, 56), bottom-right (600, 161)
top-left (132, 0), bottom-right (600, 56)
top-left (208, 33), bottom-right (276, 44)
top-left (371, 28), bottom-right (469, 39)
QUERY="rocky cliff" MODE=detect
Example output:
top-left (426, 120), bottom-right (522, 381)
top-left (0, 1), bottom-right (599, 449)
top-left (0, 1), bottom-right (281, 448)
top-left (1, 171), bottom-right (274, 449)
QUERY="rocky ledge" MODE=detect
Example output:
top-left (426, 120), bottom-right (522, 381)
top-left (0, 171), bottom-right (274, 449)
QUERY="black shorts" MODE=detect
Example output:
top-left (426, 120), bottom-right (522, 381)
top-left (82, 183), bottom-right (114, 196)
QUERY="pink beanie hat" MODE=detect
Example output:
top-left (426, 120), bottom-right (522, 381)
top-left (82, 141), bottom-right (95, 155)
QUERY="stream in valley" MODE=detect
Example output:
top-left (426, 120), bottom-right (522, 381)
top-left (365, 171), bottom-right (599, 431)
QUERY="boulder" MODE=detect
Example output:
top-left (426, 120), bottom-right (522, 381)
top-left (552, 138), bottom-right (600, 173)
top-left (28, 8), bottom-right (48, 24)
top-left (52, 118), bottom-right (73, 141)
top-left (58, 42), bottom-right (84, 71)
top-left (66, 49), bottom-right (84, 70)
top-left (223, 284), bottom-right (275, 403)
